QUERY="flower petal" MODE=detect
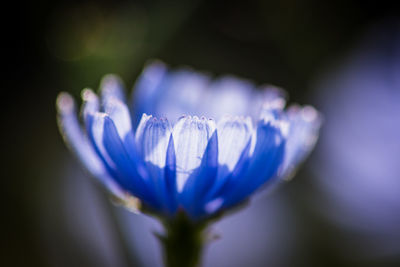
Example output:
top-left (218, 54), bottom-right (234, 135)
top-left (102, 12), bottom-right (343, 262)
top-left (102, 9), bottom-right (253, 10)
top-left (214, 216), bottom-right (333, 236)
top-left (204, 116), bottom-right (253, 202)
top-left (132, 60), bottom-right (168, 125)
top-left (99, 74), bottom-right (126, 105)
top-left (221, 115), bottom-right (287, 208)
top-left (180, 131), bottom-right (219, 218)
top-left (258, 85), bottom-right (287, 100)
top-left (135, 114), bottom-right (172, 168)
top-left (201, 76), bottom-right (255, 119)
top-left (56, 92), bottom-right (124, 197)
top-left (281, 105), bottom-right (322, 179)
top-left (172, 116), bottom-right (216, 193)
top-left (204, 138), bottom-right (252, 213)
top-left (81, 89), bottom-right (124, 189)
top-left (155, 70), bottom-right (210, 121)
top-left (83, 88), bottom-right (137, 174)
top-left (102, 115), bottom-right (157, 206)
top-left (217, 116), bottom-right (253, 177)
top-left (84, 112), bottom-right (118, 177)
top-left (103, 97), bottom-right (133, 140)
top-left (165, 135), bottom-right (178, 213)
top-left (83, 101), bottom-right (156, 208)
top-left (82, 88), bottom-right (100, 120)
top-left (135, 114), bottom-right (176, 214)
top-left (82, 90), bottom-right (112, 169)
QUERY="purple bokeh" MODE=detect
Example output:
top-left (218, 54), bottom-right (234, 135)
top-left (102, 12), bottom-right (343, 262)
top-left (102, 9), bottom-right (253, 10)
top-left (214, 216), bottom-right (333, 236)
top-left (313, 21), bottom-right (400, 257)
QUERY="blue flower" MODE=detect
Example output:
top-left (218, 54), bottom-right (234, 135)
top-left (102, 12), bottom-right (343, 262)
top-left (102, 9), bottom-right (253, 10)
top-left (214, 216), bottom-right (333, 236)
top-left (57, 61), bottom-right (321, 220)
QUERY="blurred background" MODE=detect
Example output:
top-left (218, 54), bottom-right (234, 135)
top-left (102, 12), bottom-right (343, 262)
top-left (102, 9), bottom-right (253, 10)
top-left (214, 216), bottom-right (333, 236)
top-left (3, 0), bottom-right (400, 266)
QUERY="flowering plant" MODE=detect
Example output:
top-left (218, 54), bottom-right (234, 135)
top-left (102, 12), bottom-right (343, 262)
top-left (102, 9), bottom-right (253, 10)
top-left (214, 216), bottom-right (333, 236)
top-left (57, 61), bottom-right (321, 267)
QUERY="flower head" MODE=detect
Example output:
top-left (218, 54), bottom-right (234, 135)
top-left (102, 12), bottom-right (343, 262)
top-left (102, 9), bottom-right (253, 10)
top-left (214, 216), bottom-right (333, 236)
top-left (57, 61), bottom-right (321, 220)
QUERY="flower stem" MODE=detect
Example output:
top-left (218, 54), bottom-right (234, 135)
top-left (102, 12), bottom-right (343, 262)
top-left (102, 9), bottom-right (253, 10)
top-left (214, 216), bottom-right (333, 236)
top-left (158, 212), bottom-right (207, 267)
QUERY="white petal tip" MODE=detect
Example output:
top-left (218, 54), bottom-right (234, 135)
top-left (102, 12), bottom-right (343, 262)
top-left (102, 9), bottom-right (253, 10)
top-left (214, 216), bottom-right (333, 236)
top-left (260, 115), bottom-right (289, 138)
top-left (301, 106), bottom-right (321, 123)
top-left (262, 97), bottom-right (286, 110)
top-left (288, 104), bottom-right (322, 126)
top-left (81, 88), bottom-right (97, 101)
top-left (100, 74), bottom-right (122, 89)
top-left (177, 114), bottom-right (215, 122)
top-left (56, 92), bottom-right (75, 113)
top-left (140, 113), bottom-right (153, 121)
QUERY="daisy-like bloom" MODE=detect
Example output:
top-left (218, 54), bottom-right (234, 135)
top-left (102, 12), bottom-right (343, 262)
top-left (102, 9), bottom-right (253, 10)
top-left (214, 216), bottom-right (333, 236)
top-left (57, 60), bottom-right (321, 267)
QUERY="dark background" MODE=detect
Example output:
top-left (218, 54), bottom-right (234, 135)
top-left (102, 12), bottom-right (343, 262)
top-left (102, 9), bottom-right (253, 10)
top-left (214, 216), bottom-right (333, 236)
top-left (3, 0), bottom-right (400, 266)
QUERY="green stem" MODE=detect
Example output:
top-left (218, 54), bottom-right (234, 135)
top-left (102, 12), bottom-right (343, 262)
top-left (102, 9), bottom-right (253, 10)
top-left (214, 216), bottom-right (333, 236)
top-left (158, 212), bottom-right (207, 267)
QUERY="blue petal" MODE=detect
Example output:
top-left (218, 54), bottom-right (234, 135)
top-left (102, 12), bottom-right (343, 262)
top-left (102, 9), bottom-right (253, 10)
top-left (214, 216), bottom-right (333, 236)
top-left (204, 137), bottom-right (253, 214)
top-left (99, 74), bottom-right (126, 106)
top-left (135, 114), bottom-right (176, 214)
top-left (171, 116), bottom-right (216, 193)
top-left (102, 116), bottom-right (157, 207)
top-left (84, 111), bottom-right (121, 181)
top-left (83, 105), bottom-right (157, 208)
top-left (81, 90), bottom-right (116, 175)
top-left (134, 66), bottom-right (210, 122)
top-left (101, 98), bottom-right (147, 187)
top-left (82, 90), bottom-right (111, 166)
top-left (135, 114), bottom-right (172, 168)
top-left (258, 85), bottom-right (287, 104)
top-left (165, 135), bottom-right (178, 214)
top-left (180, 131), bottom-right (219, 218)
top-left (221, 116), bottom-right (287, 209)
top-left (216, 116), bottom-right (253, 180)
top-left (56, 92), bottom-right (124, 198)
top-left (259, 97), bottom-right (287, 122)
top-left (82, 89), bottom-right (158, 209)
top-left (82, 88), bottom-right (100, 120)
top-left (132, 61), bottom-right (167, 125)
top-left (103, 97), bottom-right (133, 140)
top-left (201, 76), bottom-right (255, 119)
top-left (281, 105), bottom-right (322, 178)
top-left (153, 70), bottom-right (210, 121)
top-left (204, 116), bottom-right (253, 200)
